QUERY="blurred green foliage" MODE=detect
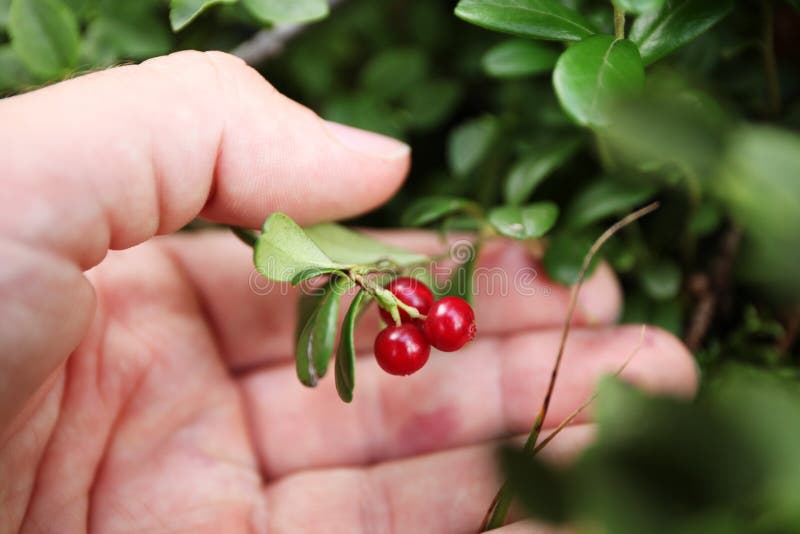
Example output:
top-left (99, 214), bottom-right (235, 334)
top-left (1, 0), bottom-right (800, 529)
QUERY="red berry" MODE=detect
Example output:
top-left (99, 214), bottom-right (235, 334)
top-left (423, 296), bottom-right (477, 352)
top-left (374, 324), bottom-right (431, 376)
top-left (378, 277), bottom-right (434, 325)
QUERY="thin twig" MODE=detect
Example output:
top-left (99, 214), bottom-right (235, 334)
top-left (231, 0), bottom-right (347, 65)
top-left (479, 202), bottom-right (660, 532)
top-left (613, 5), bottom-right (626, 40)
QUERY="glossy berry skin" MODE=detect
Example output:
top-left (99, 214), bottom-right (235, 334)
top-left (378, 277), bottom-right (435, 325)
top-left (423, 296), bottom-right (477, 352)
top-left (374, 324), bottom-right (431, 376)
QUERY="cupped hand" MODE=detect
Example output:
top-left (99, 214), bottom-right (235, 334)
top-left (0, 51), bottom-right (697, 533)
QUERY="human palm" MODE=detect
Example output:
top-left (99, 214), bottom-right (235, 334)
top-left (0, 52), bottom-right (696, 533)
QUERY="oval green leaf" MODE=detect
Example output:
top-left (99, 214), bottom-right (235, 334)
top-left (447, 115), bottom-right (499, 177)
top-left (639, 260), bottom-right (681, 300)
top-left (612, 0), bottom-right (665, 15)
top-left (543, 233), bottom-right (600, 285)
top-left (311, 276), bottom-right (354, 378)
top-left (482, 39), bottom-right (559, 79)
top-left (304, 223), bottom-right (427, 266)
top-left (629, 0), bottom-right (733, 65)
top-left (243, 0), bottom-right (328, 24)
top-left (488, 202), bottom-right (559, 240)
top-left (564, 179), bottom-right (656, 229)
top-left (169, 0), bottom-right (236, 31)
top-left (455, 0), bottom-right (596, 42)
top-left (254, 213), bottom-right (341, 283)
top-left (504, 138), bottom-right (582, 204)
top-left (9, 0), bottom-right (79, 79)
top-left (553, 35), bottom-right (645, 128)
top-left (401, 196), bottom-right (478, 227)
top-left (335, 289), bottom-right (368, 403)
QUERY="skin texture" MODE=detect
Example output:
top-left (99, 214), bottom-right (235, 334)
top-left (0, 51), bottom-right (698, 533)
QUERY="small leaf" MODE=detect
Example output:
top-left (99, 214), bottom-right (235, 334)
top-left (687, 203), bottom-right (722, 237)
top-left (242, 0), bottom-right (328, 24)
top-left (85, 13), bottom-right (172, 61)
top-left (0, 44), bottom-right (32, 91)
top-left (335, 289), bottom-right (368, 403)
top-left (639, 260), bottom-right (681, 300)
top-left (629, 0), bottom-right (733, 65)
top-left (488, 202), bottom-right (559, 240)
top-left (305, 223), bottom-right (427, 266)
top-left (553, 35), bottom-right (645, 128)
top-left (447, 115), bottom-right (499, 177)
top-left (169, 0), bottom-right (236, 31)
top-left (360, 47), bottom-right (429, 99)
top-left (504, 138), bottom-right (582, 204)
top-left (455, 0), bottom-right (596, 42)
top-left (401, 196), bottom-right (478, 227)
top-left (295, 306), bottom-right (321, 387)
top-left (9, 0), bottom-right (79, 79)
top-left (290, 267), bottom-right (340, 286)
top-left (254, 213), bottom-right (341, 283)
top-left (402, 79), bottom-right (462, 131)
top-left (311, 276), bottom-right (354, 378)
top-left (482, 39), bottom-right (559, 78)
top-left (543, 234), bottom-right (600, 285)
top-left (564, 179), bottom-right (656, 229)
top-left (612, 0), bottom-right (665, 15)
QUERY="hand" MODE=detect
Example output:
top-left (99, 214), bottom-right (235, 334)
top-left (0, 51), bottom-right (697, 533)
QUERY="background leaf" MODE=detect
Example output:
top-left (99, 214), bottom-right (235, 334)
top-left (254, 213), bottom-right (341, 282)
top-left (630, 0), bottom-right (733, 65)
top-left (447, 115), bottom-right (498, 177)
top-left (564, 179), bottom-right (656, 229)
top-left (169, 0), bottom-right (236, 31)
top-left (639, 260), bottom-right (681, 300)
top-left (553, 35), bottom-right (645, 128)
top-left (543, 233), bottom-right (600, 285)
top-left (9, 0), bottom-right (79, 79)
top-left (401, 196), bottom-right (478, 227)
top-left (482, 38), bottom-right (559, 79)
top-left (612, 0), bottom-right (665, 15)
top-left (455, 0), bottom-right (596, 42)
top-left (488, 202), bottom-right (559, 239)
top-left (243, 0), bottom-right (328, 24)
top-left (504, 137), bottom-right (582, 204)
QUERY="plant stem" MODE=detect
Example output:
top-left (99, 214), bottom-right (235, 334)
top-left (614, 5), bottom-right (626, 40)
top-left (230, 226), bottom-right (257, 247)
top-left (761, 0), bottom-right (781, 116)
top-left (479, 203), bottom-right (660, 532)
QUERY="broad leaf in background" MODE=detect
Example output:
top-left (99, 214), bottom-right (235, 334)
top-left (482, 39), bottom-right (559, 79)
top-left (544, 233), bottom-right (599, 285)
top-left (553, 35), bottom-right (645, 128)
top-left (447, 115), bottom-right (498, 177)
top-left (401, 196), bottom-right (478, 227)
top-left (402, 79), bottom-right (462, 132)
top-left (359, 47), bottom-right (429, 100)
top-left (85, 13), bottom-right (172, 63)
top-left (629, 0), bottom-right (733, 65)
top-left (612, 0), bottom-right (665, 15)
top-left (504, 137), bottom-right (581, 204)
top-left (639, 260), bottom-right (681, 300)
top-left (455, 0), bottom-right (596, 42)
top-left (0, 44), bottom-right (31, 90)
top-left (0, 0), bottom-right (10, 28)
top-left (169, 0), bottom-right (236, 31)
top-left (305, 223), bottom-right (427, 266)
top-left (335, 289), bottom-right (367, 403)
top-left (488, 202), bottom-right (559, 240)
top-left (243, 0), bottom-right (328, 24)
top-left (9, 0), bottom-right (79, 79)
top-left (564, 179), bottom-right (656, 228)
top-left (254, 213), bottom-right (342, 283)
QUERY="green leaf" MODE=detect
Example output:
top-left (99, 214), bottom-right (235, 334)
top-left (482, 39), bottom-right (559, 78)
top-left (446, 242), bottom-right (479, 304)
top-left (499, 446), bottom-right (570, 524)
top-left (401, 196), bottom-right (478, 227)
top-left (290, 267), bottom-right (340, 286)
top-left (687, 203), bottom-right (722, 237)
top-left (402, 79), bottom-right (462, 131)
top-left (488, 202), bottom-right (559, 240)
top-left (543, 234), bottom-right (600, 285)
top-left (169, 0), bottom-right (236, 31)
top-left (447, 115), bottom-right (499, 177)
top-left (312, 276), bottom-right (354, 378)
top-left (564, 179), bottom-right (656, 229)
top-left (9, 0), bottom-right (79, 79)
top-left (553, 35), bottom-right (645, 128)
top-left (304, 223), bottom-right (427, 266)
top-left (612, 0), bottom-right (665, 15)
top-left (335, 289), bottom-right (368, 403)
top-left (360, 47), bottom-right (429, 99)
top-left (639, 260), bottom-right (681, 300)
top-left (504, 138), bottom-right (582, 204)
top-left (254, 213), bottom-right (342, 283)
top-left (629, 0), bottom-right (733, 65)
top-left (0, 0), bottom-right (11, 29)
top-left (243, 0), bottom-right (328, 24)
top-left (455, 0), bottom-right (596, 42)
top-left (85, 14), bottom-right (172, 61)
top-left (0, 44), bottom-right (32, 91)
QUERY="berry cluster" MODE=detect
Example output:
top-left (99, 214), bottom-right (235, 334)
top-left (374, 277), bottom-right (476, 376)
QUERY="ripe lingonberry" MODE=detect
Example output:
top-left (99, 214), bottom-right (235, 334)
top-left (423, 296), bottom-right (477, 352)
top-left (374, 323), bottom-right (431, 376)
top-left (378, 276), bottom-right (434, 325)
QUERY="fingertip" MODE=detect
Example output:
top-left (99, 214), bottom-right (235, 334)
top-left (620, 324), bottom-right (699, 398)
